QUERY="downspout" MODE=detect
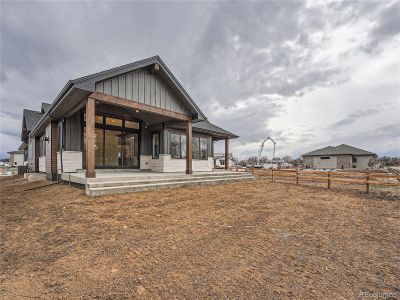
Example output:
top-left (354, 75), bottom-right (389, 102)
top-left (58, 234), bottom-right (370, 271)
top-left (59, 119), bottom-right (64, 174)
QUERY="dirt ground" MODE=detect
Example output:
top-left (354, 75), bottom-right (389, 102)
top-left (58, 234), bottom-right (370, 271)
top-left (1, 176), bottom-right (399, 299)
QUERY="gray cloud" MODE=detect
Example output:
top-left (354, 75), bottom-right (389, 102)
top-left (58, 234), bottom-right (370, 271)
top-left (375, 124), bottom-right (400, 138)
top-left (331, 109), bottom-right (380, 128)
top-left (0, 1), bottom-right (399, 158)
top-left (362, 1), bottom-right (400, 52)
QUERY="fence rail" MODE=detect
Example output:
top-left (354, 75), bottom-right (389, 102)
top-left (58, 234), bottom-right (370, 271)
top-left (232, 167), bottom-right (400, 193)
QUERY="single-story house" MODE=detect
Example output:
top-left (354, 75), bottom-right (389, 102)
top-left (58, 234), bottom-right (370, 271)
top-left (301, 144), bottom-right (377, 169)
top-left (7, 150), bottom-right (25, 167)
top-left (21, 56), bottom-right (238, 181)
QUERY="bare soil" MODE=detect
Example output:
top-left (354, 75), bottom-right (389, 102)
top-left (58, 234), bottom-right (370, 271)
top-left (1, 176), bottom-right (399, 299)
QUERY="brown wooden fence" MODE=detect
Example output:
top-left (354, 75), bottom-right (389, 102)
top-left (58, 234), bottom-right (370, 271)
top-left (231, 167), bottom-right (400, 193)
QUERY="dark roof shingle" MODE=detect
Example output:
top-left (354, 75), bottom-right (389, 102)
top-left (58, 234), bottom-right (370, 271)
top-left (193, 120), bottom-right (238, 138)
top-left (23, 109), bottom-right (43, 132)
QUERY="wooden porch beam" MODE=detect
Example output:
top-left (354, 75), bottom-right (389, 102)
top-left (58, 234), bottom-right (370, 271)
top-left (186, 120), bottom-right (193, 174)
top-left (89, 92), bottom-right (192, 122)
top-left (85, 97), bottom-right (96, 178)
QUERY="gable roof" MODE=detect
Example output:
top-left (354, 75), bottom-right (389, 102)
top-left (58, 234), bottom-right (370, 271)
top-left (21, 109), bottom-right (43, 142)
top-left (29, 56), bottom-right (209, 137)
top-left (23, 109), bottom-right (42, 132)
top-left (302, 144), bottom-right (377, 157)
top-left (72, 55), bottom-right (206, 119)
top-left (41, 102), bottom-right (52, 113)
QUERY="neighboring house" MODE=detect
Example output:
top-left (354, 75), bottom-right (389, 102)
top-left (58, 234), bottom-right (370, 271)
top-left (302, 144), bottom-right (377, 169)
top-left (21, 102), bottom-right (52, 172)
top-left (7, 150), bottom-right (24, 167)
top-left (214, 153), bottom-right (235, 168)
top-left (262, 161), bottom-right (293, 169)
top-left (22, 56), bottom-right (238, 180)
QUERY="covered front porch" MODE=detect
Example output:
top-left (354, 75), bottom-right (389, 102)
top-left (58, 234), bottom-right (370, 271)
top-left (82, 92), bottom-right (230, 178)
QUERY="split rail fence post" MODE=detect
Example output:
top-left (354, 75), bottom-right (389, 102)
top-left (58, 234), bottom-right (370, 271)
top-left (366, 173), bottom-right (370, 193)
top-left (296, 169), bottom-right (299, 185)
top-left (328, 171), bottom-right (331, 189)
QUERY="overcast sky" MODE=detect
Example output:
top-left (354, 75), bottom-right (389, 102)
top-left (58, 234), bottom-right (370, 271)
top-left (1, 0), bottom-right (399, 160)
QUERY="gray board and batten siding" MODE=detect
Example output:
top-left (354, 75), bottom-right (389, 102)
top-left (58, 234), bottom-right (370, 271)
top-left (95, 69), bottom-right (191, 116)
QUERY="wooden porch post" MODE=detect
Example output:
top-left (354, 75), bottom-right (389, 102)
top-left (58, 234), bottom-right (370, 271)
top-left (225, 138), bottom-right (229, 169)
top-left (34, 137), bottom-right (40, 172)
top-left (186, 120), bottom-right (192, 174)
top-left (86, 97), bottom-right (96, 178)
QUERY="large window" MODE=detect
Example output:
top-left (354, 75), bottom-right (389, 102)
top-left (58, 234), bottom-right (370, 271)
top-left (152, 132), bottom-right (160, 159)
top-left (84, 114), bottom-right (139, 130)
top-left (125, 120), bottom-right (140, 129)
top-left (200, 137), bottom-right (208, 160)
top-left (105, 117), bottom-right (123, 127)
top-left (192, 137), bottom-right (200, 160)
top-left (169, 132), bottom-right (208, 160)
top-left (170, 133), bottom-right (181, 158)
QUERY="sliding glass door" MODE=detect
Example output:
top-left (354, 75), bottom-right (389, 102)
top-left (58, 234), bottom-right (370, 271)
top-left (104, 130), bottom-right (121, 167)
top-left (84, 114), bottom-right (140, 169)
top-left (122, 133), bottom-right (139, 167)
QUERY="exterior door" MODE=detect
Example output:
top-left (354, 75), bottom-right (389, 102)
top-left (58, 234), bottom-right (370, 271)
top-left (83, 113), bottom-right (140, 169)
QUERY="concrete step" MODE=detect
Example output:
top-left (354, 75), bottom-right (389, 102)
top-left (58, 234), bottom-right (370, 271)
top-left (86, 171), bottom-right (251, 184)
top-left (87, 173), bottom-right (254, 188)
top-left (87, 174), bottom-right (254, 197)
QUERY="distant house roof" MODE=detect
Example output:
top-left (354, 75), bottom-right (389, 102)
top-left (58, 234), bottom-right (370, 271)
top-left (23, 109), bottom-right (43, 132)
top-left (21, 109), bottom-right (43, 142)
top-left (18, 143), bottom-right (27, 151)
top-left (7, 150), bottom-right (24, 155)
top-left (193, 120), bottom-right (238, 139)
top-left (302, 144), bottom-right (377, 157)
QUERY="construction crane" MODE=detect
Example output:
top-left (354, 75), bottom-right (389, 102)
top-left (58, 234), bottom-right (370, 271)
top-left (255, 137), bottom-right (276, 168)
